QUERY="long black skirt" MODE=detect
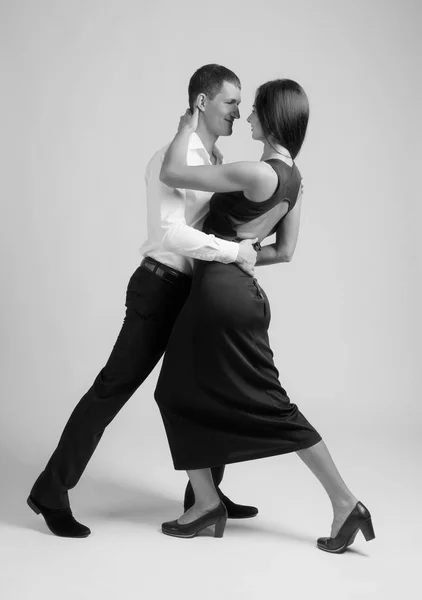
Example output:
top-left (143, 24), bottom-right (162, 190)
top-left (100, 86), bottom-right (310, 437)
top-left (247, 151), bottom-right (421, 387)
top-left (154, 261), bottom-right (321, 470)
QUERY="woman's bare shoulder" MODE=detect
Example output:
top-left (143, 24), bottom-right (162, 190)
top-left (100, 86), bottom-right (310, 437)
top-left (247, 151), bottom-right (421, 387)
top-left (242, 161), bottom-right (279, 202)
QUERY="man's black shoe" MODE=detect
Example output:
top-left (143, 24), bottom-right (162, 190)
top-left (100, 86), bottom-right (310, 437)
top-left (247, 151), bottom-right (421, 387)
top-left (218, 491), bottom-right (258, 519)
top-left (184, 482), bottom-right (258, 519)
top-left (27, 495), bottom-right (91, 538)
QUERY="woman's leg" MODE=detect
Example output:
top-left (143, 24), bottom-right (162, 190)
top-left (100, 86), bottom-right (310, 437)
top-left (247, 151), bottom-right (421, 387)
top-left (177, 468), bottom-right (221, 525)
top-left (297, 440), bottom-right (358, 536)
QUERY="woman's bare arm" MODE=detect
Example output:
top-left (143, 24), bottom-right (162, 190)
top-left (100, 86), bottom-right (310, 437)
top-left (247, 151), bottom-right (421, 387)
top-left (159, 111), bottom-right (277, 201)
top-left (256, 190), bottom-right (303, 266)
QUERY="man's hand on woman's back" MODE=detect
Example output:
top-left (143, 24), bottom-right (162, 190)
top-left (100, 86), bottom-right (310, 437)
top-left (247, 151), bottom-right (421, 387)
top-left (235, 238), bottom-right (258, 277)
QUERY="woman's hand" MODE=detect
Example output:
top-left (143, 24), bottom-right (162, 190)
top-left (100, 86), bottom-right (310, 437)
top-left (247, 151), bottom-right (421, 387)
top-left (160, 105), bottom-right (199, 185)
top-left (177, 106), bottom-right (199, 135)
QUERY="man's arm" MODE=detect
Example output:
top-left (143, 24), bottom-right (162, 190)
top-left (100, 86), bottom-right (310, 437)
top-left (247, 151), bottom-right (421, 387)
top-left (146, 154), bottom-right (257, 274)
top-left (256, 189), bottom-right (302, 266)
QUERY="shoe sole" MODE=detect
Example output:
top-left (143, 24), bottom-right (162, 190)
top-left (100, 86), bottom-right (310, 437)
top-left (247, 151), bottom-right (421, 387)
top-left (46, 528), bottom-right (91, 538)
top-left (317, 527), bottom-right (373, 554)
top-left (161, 522), bottom-right (225, 539)
top-left (161, 529), bottom-right (198, 539)
top-left (317, 541), bottom-right (349, 554)
top-left (184, 508), bottom-right (258, 520)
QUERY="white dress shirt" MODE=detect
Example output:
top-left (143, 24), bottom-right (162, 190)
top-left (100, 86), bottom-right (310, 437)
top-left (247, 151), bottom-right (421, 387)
top-left (139, 133), bottom-right (239, 276)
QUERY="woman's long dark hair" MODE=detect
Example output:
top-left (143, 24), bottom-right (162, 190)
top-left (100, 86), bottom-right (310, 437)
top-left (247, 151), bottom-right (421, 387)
top-left (254, 79), bottom-right (309, 159)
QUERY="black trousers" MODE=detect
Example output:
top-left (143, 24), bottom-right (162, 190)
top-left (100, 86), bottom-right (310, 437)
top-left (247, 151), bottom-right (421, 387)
top-left (31, 263), bottom-right (225, 509)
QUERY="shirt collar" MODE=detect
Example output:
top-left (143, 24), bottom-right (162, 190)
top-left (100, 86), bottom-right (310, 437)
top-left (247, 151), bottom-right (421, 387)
top-left (189, 132), bottom-right (223, 163)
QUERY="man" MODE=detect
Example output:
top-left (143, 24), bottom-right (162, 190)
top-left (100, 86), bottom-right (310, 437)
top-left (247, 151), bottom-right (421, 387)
top-left (28, 64), bottom-right (258, 538)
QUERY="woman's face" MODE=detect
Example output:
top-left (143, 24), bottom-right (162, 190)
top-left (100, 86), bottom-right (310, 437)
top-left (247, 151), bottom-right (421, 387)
top-left (247, 106), bottom-right (264, 141)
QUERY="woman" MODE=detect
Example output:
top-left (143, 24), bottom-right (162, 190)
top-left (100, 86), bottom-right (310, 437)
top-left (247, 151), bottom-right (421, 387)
top-left (155, 79), bottom-right (374, 553)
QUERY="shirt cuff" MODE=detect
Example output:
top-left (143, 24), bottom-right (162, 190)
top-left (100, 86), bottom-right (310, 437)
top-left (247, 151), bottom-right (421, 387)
top-left (214, 239), bottom-right (239, 264)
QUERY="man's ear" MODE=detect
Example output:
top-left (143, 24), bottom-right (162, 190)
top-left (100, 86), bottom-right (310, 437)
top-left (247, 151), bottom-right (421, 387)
top-left (196, 93), bottom-right (206, 112)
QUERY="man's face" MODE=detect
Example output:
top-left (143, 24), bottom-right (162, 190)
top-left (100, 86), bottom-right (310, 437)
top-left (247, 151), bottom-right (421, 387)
top-left (202, 81), bottom-right (241, 137)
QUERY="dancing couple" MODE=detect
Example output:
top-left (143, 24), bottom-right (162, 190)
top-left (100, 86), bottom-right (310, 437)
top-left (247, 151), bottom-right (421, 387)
top-left (28, 64), bottom-right (374, 554)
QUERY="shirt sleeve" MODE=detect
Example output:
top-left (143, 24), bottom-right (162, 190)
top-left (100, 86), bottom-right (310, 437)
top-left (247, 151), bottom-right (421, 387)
top-left (147, 152), bottom-right (239, 264)
top-left (162, 220), bottom-right (240, 263)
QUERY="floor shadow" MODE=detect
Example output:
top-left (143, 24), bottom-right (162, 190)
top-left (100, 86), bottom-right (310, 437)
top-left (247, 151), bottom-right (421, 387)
top-left (81, 477), bottom-right (182, 523)
top-left (227, 518), bottom-right (316, 545)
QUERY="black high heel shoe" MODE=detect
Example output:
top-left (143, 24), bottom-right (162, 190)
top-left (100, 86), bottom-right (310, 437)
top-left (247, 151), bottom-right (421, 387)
top-left (317, 501), bottom-right (375, 554)
top-left (162, 502), bottom-right (227, 539)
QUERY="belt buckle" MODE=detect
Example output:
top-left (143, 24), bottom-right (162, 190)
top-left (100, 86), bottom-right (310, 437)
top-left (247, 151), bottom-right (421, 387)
top-left (143, 259), bottom-right (155, 273)
top-left (143, 258), bottom-right (180, 284)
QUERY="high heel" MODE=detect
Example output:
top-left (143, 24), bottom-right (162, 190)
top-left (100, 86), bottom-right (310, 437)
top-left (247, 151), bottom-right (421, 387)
top-left (359, 515), bottom-right (376, 541)
top-left (317, 501), bottom-right (375, 554)
top-left (162, 502), bottom-right (227, 539)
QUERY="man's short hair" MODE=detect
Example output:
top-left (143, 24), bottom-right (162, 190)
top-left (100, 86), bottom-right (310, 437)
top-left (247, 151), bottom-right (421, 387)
top-left (188, 64), bottom-right (241, 110)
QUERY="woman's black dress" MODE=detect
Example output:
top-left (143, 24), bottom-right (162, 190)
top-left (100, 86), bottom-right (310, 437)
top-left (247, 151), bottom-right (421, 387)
top-left (154, 159), bottom-right (322, 470)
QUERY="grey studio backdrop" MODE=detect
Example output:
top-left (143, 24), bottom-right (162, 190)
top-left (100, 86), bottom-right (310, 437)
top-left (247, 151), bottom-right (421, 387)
top-left (1, 0), bottom-right (420, 537)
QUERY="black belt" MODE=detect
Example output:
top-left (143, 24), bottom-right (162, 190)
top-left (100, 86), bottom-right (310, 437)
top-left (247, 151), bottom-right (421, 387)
top-left (141, 257), bottom-right (190, 284)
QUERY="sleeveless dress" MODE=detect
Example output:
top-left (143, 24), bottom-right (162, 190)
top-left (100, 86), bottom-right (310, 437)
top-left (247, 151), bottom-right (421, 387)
top-left (154, 159), bottom-right (322, 470)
